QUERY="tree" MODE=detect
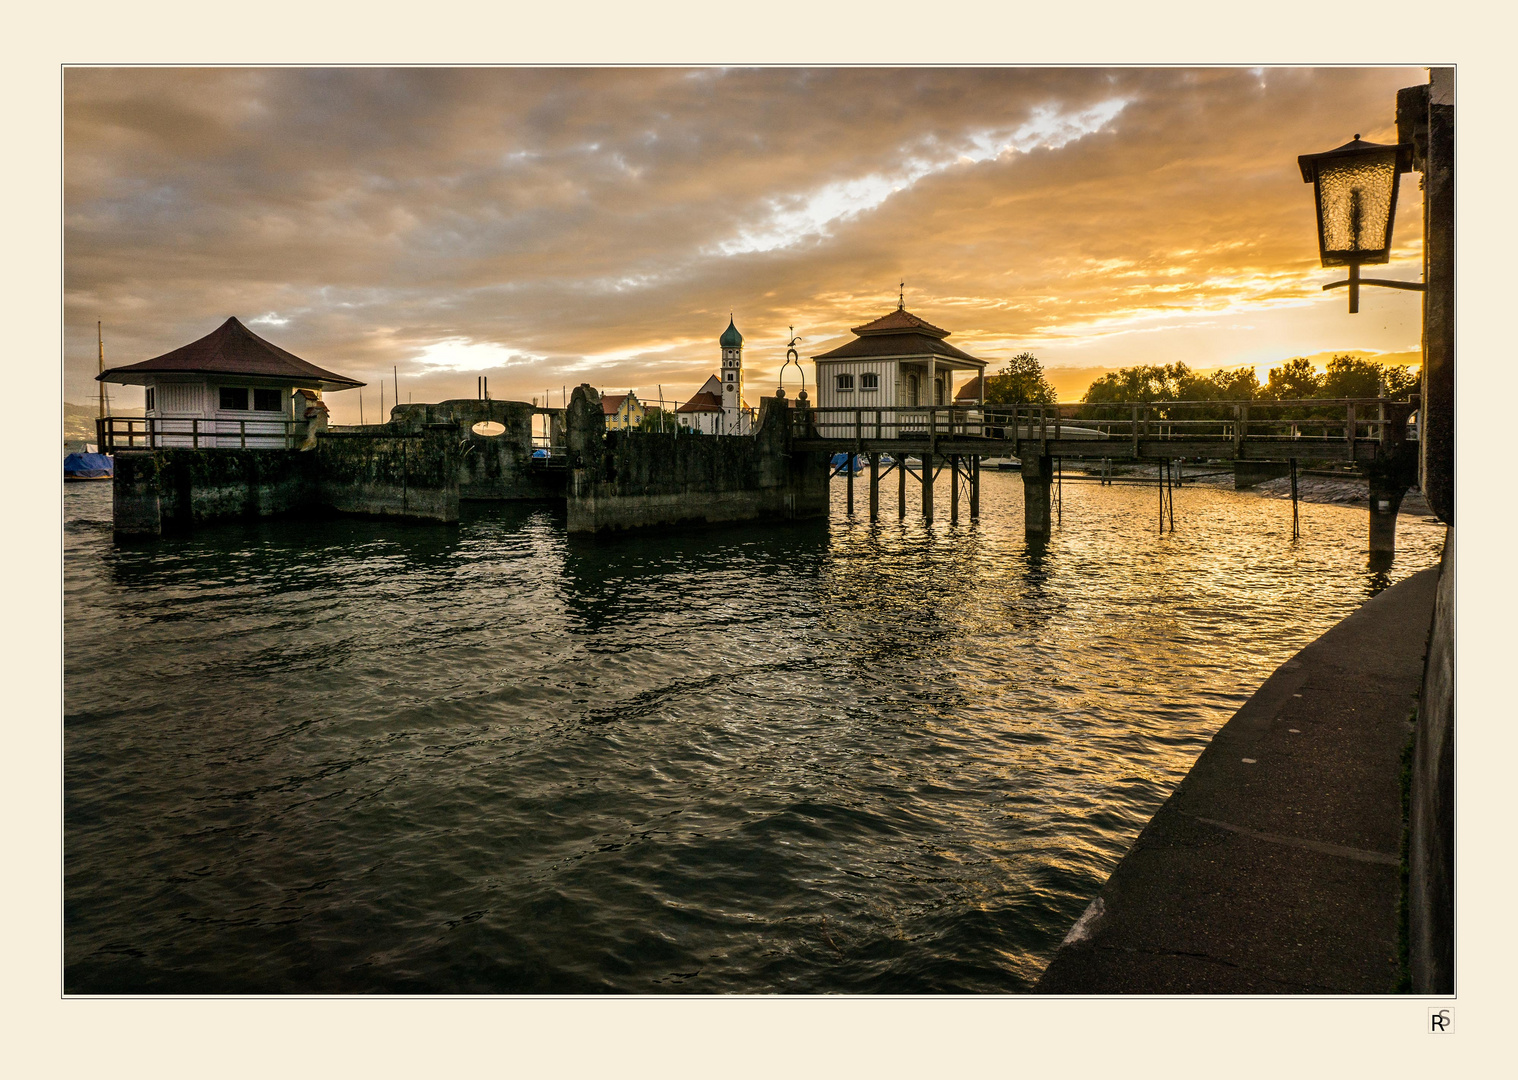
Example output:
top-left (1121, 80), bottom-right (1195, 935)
top-left (1082, 362), bottom-right (1191, 404)
top-left (1319, 354), bottom-right (1385, 399)
top-left (636, 406), bottom-right (680, 433)
top-left (1199, 366), bottom-right (1260, 400)
top-left (983, 351), bottom-right (1057, 405)
top-left (1262, 357), bottom-right (1322, 401)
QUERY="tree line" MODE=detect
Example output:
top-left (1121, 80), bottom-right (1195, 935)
top-left (980, 351), bottom-right (1419, 407)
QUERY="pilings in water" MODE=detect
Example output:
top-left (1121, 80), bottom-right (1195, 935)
top-left (1021, 453), bottom-right (1054, 537)
top-left (921, 453), bottom-right (934, 523)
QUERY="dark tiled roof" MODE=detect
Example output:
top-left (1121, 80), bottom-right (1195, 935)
top-left (813, 331), bottom-right (983, 366)
top-left (97, 316), bottom-right (364, 391)
top-left (955, 375), bottom-right (987, 401)
top-left (677, 391), bottom-right (724, 413)
top-left (850, 308), bottom-right (950, 338)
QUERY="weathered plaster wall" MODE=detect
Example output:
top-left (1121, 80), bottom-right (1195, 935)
top-left (565, 385), bottom-right (829, 534)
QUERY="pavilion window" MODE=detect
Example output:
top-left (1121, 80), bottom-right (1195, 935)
top-left (144, 387), bottom-right (155, 412)
top-left (220, 387), bottom-right (250, 411)
top-left (836, 374), bottom-right (855, 393)
top-left (861, 373), bottom-right (879, 391)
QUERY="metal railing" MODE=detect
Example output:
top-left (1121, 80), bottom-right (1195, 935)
top-left (792, 398), bottom-right (1417, 448)
top-left (97, 416), bottom-right (309, 451)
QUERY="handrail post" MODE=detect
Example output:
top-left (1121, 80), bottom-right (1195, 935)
top-left (1346, 402), bottom-right (1357, 449)
top-left (240, 419), bottom-right (247, 449)
top-left (1131, 404), bottom-right (1140, 456)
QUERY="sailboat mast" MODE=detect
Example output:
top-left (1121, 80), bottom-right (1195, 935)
top-left (97, 321), bottom-right (106, 419)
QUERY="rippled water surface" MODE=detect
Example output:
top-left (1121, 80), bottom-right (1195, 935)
top-left (64, 474), bottom-right (1444, 993)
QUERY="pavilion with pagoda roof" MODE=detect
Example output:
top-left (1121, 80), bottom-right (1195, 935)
top-left (810, 304), bottom-right (987, 417)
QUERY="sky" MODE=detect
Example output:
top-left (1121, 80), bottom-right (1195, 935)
top-left (65, 66), bottom-right (1429, 422)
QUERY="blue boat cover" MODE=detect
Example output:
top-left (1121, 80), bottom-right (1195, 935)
top-left (64, 452), bottom-right (113, 478)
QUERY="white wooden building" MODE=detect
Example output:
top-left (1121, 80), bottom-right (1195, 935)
top-left (97, 316), bottom-right (364, 449)
top-left (810, 306), bottom-right (986, 437)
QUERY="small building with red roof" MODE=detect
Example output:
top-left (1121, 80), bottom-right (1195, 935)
top-left (600, 390), bottom-right (645, 431)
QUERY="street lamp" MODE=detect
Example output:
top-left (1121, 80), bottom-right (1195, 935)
top-left (1298, 135), bottom-right (1421, 312)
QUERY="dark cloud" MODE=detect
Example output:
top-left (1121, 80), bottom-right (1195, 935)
top-left (66, 66), bottom-right (1426, 419)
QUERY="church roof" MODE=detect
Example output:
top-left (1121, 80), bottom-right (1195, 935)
top-left (97, 316), bottom-right (364, 392)
top-left (677, 391), bottom-right (724, 413)
top-left (719, 316), bottom-right (743, 348)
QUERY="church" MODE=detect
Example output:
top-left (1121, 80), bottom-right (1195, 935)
top-left (676, 317), bottom-right (753, 435)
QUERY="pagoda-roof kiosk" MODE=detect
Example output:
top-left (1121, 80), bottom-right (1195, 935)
top-left (97, 316), bottom-right (364, 449)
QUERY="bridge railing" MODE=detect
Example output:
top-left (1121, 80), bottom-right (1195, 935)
top-left (792, 398), bottom-right (1417, 448)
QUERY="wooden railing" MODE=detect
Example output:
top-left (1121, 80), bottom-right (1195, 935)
top-left (792, 398), bottom-right (1417, 449)
top-left (97, 416), bottom-right (308, 451)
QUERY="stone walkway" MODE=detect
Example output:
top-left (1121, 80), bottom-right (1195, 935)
top-left (1035, 566), bottom-right (1439, 993)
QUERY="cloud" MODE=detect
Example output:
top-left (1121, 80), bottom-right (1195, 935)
top-left (65, 66), bottom-right (1428, 422)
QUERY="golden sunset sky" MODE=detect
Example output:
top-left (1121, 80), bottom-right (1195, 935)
top-left (65, 66), bottom-right (1429, 422)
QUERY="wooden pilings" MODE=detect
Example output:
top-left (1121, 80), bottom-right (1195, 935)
top-left (898, 452), bottom-right (907, 519)
top-left (921, 453), bottom-right (934, 522)
top-left (950, 454), bottom-right (960, 524)
top-left (869, 452), bottom-right (879, 522)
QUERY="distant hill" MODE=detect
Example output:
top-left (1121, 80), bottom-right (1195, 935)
top-left (63, 402), bottom-right (143, 445)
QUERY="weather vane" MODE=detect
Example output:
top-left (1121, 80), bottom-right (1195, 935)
top-left (899, 281), bottom-right (905, 309)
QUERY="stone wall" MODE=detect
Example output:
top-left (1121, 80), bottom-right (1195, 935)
top-left (387, 399), bottom-right (565, 501)
top-left (111, 448), bottom-right (319, 536)
top-left (1410, 529), bottom-right (1454, 992)
top-left (314, 426), bottom-right (462, 523)
top-left (565, 385), bottom-right (829, 534)
top-left (111, 426), bottom-right (465, 534)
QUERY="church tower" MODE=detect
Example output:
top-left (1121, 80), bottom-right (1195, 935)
top-left (719, 315), bottom-right (746, 434)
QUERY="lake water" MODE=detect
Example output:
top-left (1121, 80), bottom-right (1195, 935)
top-left (63, 473), bottom-right (1445, 993)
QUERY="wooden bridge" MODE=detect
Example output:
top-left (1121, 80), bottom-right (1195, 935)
top-left (789, 396), bottom-right (1421, 555)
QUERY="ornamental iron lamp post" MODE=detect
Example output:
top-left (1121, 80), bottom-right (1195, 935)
top-left (1298, 135), bottom-right (1421, 312)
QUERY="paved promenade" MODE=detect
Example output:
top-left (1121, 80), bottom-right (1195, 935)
top-left (1036, 565), bottom-right (1440, 994)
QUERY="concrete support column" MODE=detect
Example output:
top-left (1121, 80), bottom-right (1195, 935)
top-left (1022, 453), bottom-right (1054, 537)
top-left (921, 454), bottom-right (934, 522)
top-left (1368, 462), bottom-right (1408, 558)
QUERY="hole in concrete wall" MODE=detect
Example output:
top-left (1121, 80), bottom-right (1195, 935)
top-left (471, 421), bottom-right (507, 437)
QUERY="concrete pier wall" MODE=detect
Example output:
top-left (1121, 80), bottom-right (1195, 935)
top-left (111, 448), bottom-right (319, 536)
top-left (565, 385), bottom-right (829, 534)
top-left (111, 426), bottom-right (466, 533)
top-left (1410, 530), bottom-right (1454, 993)
top-left (1035, 566), bottom-right (1440, 993)
top-left (315, 427), bottom-right (462, 523)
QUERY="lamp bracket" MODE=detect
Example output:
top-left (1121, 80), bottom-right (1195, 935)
top-left (1322, 278), bottom-right (1425, 292)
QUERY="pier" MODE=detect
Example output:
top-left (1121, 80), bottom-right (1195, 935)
top-left (795, 396), bottom-right (1420, 556)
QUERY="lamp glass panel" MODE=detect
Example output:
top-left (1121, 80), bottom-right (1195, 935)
top-left (1317, 149), bottom-right (1398, 264)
